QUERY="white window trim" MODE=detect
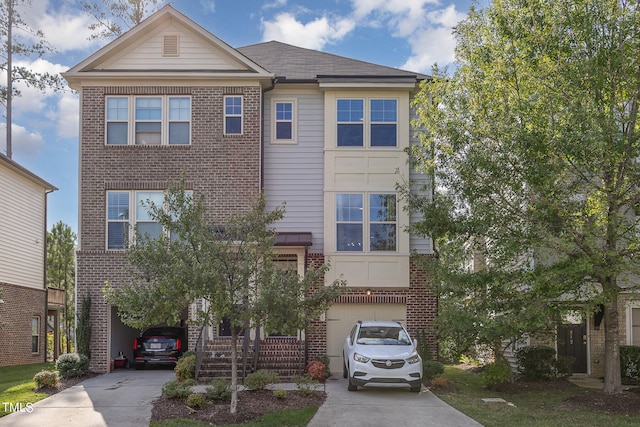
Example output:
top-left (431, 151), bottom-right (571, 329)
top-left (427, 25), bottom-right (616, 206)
top-left (32, 316), bottom-right (40, 354)
top-left (335, 191), bottom-right (398, 253)
top-left (105, 96), bottom-right (192, 146)
top-left (224, 95), bottom-right (243, 136)
top-left (626, 301), bottom-right (640, 345)
top-left (336, 97), bottom-right (398, 148)
top-left (106, 190), bottom-right (162, 250)
top-left (271, 99), bottom-right (297, 144)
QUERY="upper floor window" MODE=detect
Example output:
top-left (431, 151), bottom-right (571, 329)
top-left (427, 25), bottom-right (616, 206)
top-left (106, 96), bottom-right (191, 146)
top-left (224, 96), bottom-right (243, 135)
top-left (337, 98), bottom-right (397, 147)
top-left (107, 190), bottom-right (191, 249)
top-left (336, 193), bottom-right (397, 252)
top-left (273, 100), bottom-right (296, 142)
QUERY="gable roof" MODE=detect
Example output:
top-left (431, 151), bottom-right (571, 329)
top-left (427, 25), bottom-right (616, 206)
top-left (0, 154), bottom-right (57, 191)
top-left (237, 41), bottom-right (429, 83)
top-left (63, 5), bottom-right (273, 88)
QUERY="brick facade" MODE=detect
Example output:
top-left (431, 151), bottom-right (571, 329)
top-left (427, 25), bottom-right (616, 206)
top-left (0, 282), bottom-right (46, 366)
top-left (76, 85), bottom-right (262, 372)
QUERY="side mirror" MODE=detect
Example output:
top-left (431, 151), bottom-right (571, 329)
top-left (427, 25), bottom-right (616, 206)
top-left (413, 338), bottom-right (418, 348)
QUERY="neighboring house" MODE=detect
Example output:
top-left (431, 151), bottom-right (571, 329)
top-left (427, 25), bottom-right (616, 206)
top-left (63, 5), bottom-right (437, 376)
top-left (0, 154), bottom-right (56, 366)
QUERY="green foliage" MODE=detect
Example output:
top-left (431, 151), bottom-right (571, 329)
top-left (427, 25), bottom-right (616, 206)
top-left (620, 346), bottom-right (640, 379)
top-left (423, 360), bottom-right (445, 380)
top-left (186, 393), bottom-right (206, 409)
top-left (0, 362), bottom-right (56, 417)
top-left (162, 379), bottom-right (197, 399)
top-left (174, 354), bottom-right (196, 381)
top-left (47, 221), bottom-right (77, 353)
top-left (482, 361), bottom-right (512, 389)
top-left (205, 379), bottom-right (231, 401)
top-left (55, 353), bottom-right (89, 379)
top-left (516, 346), bottom-right (573, 380)
top-left (244, 370), bottom-right (279, 390)
top-left (273, 388), bottom-right (287, 400)
top-left (76, 296), bottom-right (91, 358)
top-left (33, 370), bottom-right (58, 389)
top-left (293, 375), bottom-right (319, 397)
top-left (406, 0), bottom-right (640, 392)
top-left (81, 0), bottom-right (163, 40)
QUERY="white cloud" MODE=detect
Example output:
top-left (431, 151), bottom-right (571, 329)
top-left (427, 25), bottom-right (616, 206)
top-left (56, 92), bottom-right (80, 139)
top-left (199, 0), bottom-right (216, 14)
top-left (261, 12), bottom-right (355, 50)
top-left (0, 123), bottom-right (46, 159)
top-left (402, 26), bottom-right (457, 72)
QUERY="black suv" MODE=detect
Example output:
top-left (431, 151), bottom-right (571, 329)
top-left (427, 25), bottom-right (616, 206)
top-left (133, 326), bottom-right (186, 369)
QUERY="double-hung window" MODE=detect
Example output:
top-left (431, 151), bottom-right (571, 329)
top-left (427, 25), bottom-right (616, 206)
top-left (337, 98), bottom-right (397, 147)
top-left (105, 96), bottom-right (191, 145)
top-left (274, 100), bottom-right (295, 142)
top-left (336, 193), bottom-right (397, 252)
top-left (135, 191), bottom-right (164, 242)
top-left (32, 317), bottom-right (40, 353)
top-left (107, 192), bottom-right (130, 249)
top-left (224, 96), bottom-right (243, 135)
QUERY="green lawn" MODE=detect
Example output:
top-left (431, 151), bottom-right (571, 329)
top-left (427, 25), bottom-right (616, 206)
top-left (150, 406), bottom-right (318, 427)
top-left (0, 362), bottom-right (56, 417)
top-left (433, 365), bottom-right (640, 427)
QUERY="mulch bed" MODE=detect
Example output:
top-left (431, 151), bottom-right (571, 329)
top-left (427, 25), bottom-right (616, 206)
top-left (36, 372), bottom-right (100, 395)
top-left (562, 386), bottom-right (640, 416)
top-left (151, 390), bottom-right (326, 425)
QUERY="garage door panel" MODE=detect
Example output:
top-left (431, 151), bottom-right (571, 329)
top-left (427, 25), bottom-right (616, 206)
top-left (326, 304), bottom-right (406, 374)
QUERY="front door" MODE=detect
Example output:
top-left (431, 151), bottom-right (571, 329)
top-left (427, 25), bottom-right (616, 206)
top-left (557, 322), bottom-right (587, 374)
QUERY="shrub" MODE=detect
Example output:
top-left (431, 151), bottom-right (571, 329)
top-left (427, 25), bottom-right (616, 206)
top-left (186, 393), bottom-right (206, 409)
top-left (312, 356), bottom-right (331, 378)
top-left (206, 379), bottom-right (231, 401)
top-left (422, 360), bottom-right (444, 380)
top-left (515, 345), bottom-right (574, 380)
top-left (483, 360), bottom-right (512, 389)
top-left (293, 375), bottom-right (319, 397)
top-left (621, 346), bottom-right (640, 379)
top-left (56, 353), bottom-right (89, 379)
top-left (33, 370), bottom-right (59, 389)
top-left (162, 379), bottom-right (197, 399)
top-left (273, 389), bottom-right (287, 400)
top-left (174, 354), bottom-right (196, 381)
top-left (244, 370), bottom-right (279, 390)
top-left (306, 360), bottom-right (327, 381)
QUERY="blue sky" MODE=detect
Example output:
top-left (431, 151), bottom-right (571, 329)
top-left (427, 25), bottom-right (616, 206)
top-left (1, 0), bottom-right (482, 235)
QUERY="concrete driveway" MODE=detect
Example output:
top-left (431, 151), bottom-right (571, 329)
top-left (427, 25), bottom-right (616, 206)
top-left (0, 369), bottom-right (175, 427)
top-left (307, 377), bottom-right (482, 427)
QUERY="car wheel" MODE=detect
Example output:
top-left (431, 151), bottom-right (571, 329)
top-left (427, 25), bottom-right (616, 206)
top-left (134, 364), bottom-right (144, 370)
top-left (343, 359), bottom-right (348, 379)
top-left (347, 376), bottom-right (358, 391)
top-left (410, 385), bottom-right (421, 393)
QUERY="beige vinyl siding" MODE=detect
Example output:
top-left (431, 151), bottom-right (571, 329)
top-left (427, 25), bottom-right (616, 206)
top-left (263, 90), bottom-right (325, 251)
top-left (0, 167), bottom-right (46, 289)
top-left (97, 21), bottom-right (249, 71)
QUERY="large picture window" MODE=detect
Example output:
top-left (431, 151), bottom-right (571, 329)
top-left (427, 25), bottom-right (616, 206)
top-left (336, 193), bottom-right (397, 252)
top-left (105, 96), bottom-right (191, 145)
top-left (106, 190), bottom-right (191, 249)
top-left (336, 98), bottom-right (397, 147)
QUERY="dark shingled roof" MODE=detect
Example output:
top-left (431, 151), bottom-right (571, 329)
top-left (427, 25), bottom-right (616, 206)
top-left (237, 41), bottom-right (429, 83)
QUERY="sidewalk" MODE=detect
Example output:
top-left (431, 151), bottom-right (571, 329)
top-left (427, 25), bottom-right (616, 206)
top-left (0, 369), bottom-right (175, 427)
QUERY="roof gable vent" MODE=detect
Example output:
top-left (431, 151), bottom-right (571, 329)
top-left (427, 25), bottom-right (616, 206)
top-left (163, 34), bottom-right (179, 57)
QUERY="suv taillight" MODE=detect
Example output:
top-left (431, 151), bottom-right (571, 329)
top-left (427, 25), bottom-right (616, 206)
top-left (176, 339), bottom-right (182, 350)
top-left (133, 339), bottom-right (137, 349)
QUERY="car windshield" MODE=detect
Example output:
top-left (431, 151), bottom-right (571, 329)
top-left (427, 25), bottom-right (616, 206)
top-left (356, 326), bottom-right (411, 345)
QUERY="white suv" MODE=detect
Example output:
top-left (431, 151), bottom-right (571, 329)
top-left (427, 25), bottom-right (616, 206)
top-left (343, 320), bottom-right (423, 392)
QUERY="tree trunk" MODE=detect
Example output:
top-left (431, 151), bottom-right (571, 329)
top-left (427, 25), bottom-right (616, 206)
top-left (603, 292), bottom-right (622, 394)
top-left (230, 332), bottom-right (238, 414)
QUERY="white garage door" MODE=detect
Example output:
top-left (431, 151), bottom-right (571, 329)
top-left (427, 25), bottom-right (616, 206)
top-left (326, 303), bottom-right (406, 374)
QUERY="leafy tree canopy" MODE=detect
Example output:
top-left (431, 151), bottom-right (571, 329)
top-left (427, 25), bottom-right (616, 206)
top-left (407, 0), bottom-right (640, 393)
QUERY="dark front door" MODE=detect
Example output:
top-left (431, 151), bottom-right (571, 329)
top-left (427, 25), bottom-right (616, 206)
top-left (557, 322), bottom-right (587, 374)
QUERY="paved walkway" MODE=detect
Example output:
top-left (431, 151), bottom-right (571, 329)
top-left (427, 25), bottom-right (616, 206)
top-left (0, 369), bottom-right (175, 427)
top-left (307, 377), bottom-right (482, 427)
top-left (1, 370), bottom-right (483, 426)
